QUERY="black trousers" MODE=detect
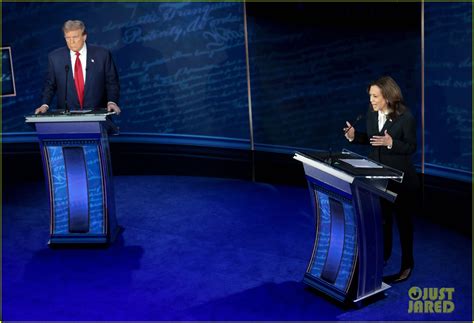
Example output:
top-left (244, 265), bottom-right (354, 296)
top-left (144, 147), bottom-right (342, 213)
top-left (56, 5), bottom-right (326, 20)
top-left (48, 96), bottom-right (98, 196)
top-left (381, 190), bottom-right (415, 270)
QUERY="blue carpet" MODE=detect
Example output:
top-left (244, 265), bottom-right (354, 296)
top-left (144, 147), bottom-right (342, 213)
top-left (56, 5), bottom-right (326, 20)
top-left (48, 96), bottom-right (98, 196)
top-left (2, 176), bottom-right (472, 321)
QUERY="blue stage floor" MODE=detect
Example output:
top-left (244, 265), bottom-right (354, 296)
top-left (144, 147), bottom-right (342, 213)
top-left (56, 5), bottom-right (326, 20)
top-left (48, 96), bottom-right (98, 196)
top-left (2, 176), bottom-right (472, 321)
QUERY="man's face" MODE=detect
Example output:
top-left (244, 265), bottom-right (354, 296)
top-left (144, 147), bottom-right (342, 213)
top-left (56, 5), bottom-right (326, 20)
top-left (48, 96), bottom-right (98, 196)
top-left (64, 29), bottom-right (87, 52)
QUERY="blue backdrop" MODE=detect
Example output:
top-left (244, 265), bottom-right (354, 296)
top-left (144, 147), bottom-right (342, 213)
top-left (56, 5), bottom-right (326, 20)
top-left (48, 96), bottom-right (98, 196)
top-left (2, 2), bottom-right (471, 180)
top-left (2, 2), bottom-right (250, 143)
top-left (424, 2), bottom-right (472, 180)
top-left (1, 48), bottom-right (15, 96)
top-left (246, 3), bottom-right (421, 158)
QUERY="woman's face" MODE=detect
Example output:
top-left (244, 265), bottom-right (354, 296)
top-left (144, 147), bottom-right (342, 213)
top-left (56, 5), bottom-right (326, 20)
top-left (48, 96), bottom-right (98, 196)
top-left (369, 85), bottom-right (388, 112)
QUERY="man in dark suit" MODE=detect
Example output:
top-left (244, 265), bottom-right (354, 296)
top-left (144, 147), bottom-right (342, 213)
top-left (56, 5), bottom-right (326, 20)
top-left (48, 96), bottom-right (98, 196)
top-left (35, 20), bottom-right (121, 114)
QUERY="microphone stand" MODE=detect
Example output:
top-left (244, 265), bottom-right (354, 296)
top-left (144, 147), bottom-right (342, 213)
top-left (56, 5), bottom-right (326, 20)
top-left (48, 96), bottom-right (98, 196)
top-left (344, 114), bottom-right (363, 135)
top-left (63, 65), bottom-right (70, 114)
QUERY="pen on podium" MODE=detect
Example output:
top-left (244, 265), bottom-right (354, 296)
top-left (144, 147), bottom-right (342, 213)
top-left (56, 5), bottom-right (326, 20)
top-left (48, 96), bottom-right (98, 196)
top-left (344, 114), bottom-right (363, 134)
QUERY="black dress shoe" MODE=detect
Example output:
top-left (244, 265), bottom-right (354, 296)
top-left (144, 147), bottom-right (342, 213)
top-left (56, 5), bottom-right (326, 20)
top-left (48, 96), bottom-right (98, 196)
top-left (383, 267), bottom-right (413, 284)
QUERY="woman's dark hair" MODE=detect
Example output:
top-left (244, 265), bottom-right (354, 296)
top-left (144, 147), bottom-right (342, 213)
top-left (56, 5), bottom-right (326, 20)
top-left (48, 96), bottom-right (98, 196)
top-left (368, 76), bottom-right (406, 120)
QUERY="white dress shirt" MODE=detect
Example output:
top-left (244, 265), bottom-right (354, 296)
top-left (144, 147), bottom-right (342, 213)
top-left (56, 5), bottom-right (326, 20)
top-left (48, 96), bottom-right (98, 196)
top-left (70, 43), bottom-right (87, 84)
top-left (378, 110), bottom-right (387, 132)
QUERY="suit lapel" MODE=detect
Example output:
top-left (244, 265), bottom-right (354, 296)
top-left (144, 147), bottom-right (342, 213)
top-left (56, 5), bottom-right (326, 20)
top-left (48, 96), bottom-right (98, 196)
top-left (381, 117), bottom-right (391, 133)
top-left (64, 48), bottom-right (79, 106)
top-left (84, 46), bottom-right (93, 98)
top-left (368, 111), bottom-right (378, 135)
top-left (382, 114), bottom-right (399, 133)
top-left (63, 48), bottom-right (73, 74)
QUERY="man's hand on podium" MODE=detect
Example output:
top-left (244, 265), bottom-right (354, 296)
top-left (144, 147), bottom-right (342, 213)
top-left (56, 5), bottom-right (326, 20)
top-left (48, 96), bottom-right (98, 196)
top-left (107, 102), bottom-right (121, 115)
top-left (35, 104), bottom-right (49, 114)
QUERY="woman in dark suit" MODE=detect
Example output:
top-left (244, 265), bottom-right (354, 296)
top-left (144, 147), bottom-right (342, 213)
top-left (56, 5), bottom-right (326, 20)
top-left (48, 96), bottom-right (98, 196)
top-left (343, 76), bottom-right (419, 283)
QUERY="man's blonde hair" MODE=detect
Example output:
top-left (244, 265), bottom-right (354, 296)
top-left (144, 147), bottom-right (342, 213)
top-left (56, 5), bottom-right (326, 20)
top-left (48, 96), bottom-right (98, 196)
top-left (62, 20), bottom-right (86, 35)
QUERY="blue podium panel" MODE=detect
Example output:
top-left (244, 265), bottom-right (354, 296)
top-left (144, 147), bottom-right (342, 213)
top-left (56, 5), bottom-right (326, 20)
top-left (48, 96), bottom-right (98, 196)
top-left (46, 143), bottom-right (105, 237)
top-left (351, 184), bottom-right (385, 299)
top-left (315, 191), bottom-right (356, 289)
top-left (26, 114), bottom-right (119, 245)
top-left (295, 151), bottom-right (401, 304)
top-left (304, 178), bottom-right (357, 302)
top-left (63, 146), bottom-right (90, 233)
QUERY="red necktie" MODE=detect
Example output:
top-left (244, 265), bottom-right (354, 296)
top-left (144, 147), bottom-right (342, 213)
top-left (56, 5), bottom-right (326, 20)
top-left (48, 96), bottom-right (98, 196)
top-left (74, 51), bottom-right (85, 109)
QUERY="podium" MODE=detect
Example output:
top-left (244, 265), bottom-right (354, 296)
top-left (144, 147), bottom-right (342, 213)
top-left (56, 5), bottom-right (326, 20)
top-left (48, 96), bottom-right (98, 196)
top-left (25, 112), bottom-right (120, 245)
top-left (294, 149), bottom-right (403, 303)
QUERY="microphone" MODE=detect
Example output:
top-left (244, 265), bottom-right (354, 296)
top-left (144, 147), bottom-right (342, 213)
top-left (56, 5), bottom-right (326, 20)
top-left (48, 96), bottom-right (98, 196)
top-left (344, 114), bottom-right (363, 134)
top-left (64, 65), bottom-right (70, 114)
top-left (327, 145), bottom-right (333, 165)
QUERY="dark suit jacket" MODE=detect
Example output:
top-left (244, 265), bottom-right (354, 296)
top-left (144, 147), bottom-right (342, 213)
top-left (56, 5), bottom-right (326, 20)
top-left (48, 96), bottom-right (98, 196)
top-left (353, 108), bottom-right (419, 191)
top-left (42, 44), bottom-right (120, 110)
